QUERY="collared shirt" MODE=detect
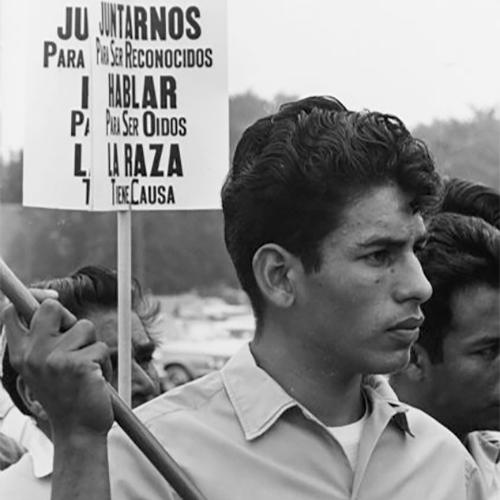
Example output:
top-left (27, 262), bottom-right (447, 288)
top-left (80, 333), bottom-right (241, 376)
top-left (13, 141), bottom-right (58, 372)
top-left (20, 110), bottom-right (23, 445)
top-left (0, 382), bottom-right (54, 499)
top-left (0, 432), bottom-right (24, 471)
top-left (465, 431), bottom-right (500, 500)
top-left (0, 430), bottom-right (53, 500)
top-left (109, 344), bottom-right (485, 500)
top-left (0, 453), bottom-right (52, 499)
top-left (0, 385), bottom-right (52, 477)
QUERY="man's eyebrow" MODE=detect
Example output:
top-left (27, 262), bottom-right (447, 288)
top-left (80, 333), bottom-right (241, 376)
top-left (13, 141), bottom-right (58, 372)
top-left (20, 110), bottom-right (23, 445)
top-left (469, 336), bottom-right (499, 348)
top-left (357, 231), bottom-right (429, 249)
top-left (357, 236), bottom-right (406, 249)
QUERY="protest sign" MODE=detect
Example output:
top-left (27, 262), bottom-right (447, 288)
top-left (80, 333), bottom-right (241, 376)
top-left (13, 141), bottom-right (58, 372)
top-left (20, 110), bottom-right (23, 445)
top-left (22, 0), bottom-right (228, 407)
top-left (24, 0), bottom-right (228, 211)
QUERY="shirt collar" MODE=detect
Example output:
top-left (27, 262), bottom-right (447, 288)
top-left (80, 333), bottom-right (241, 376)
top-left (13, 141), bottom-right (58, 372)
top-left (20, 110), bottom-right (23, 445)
top-left (221, 345), bottom-right (411, 441)
top-left (361, 374), bottom-right (413, 436)
top-left (466, 431), bottom-right (500, 467)
top-left (221, 345), bottom-right (297, 441)
top-left (28, 427), bottom-right (53, 478)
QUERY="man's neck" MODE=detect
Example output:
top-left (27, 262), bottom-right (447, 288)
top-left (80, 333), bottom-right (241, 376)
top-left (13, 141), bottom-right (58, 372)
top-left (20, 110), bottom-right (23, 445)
top-left (37, 418), bottom-right (53, 441)
top-left (250, 333), bottom-right (365, 427)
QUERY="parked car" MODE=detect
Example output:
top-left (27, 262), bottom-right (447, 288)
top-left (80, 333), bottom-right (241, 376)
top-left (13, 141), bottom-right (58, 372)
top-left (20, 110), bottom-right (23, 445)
top-left (153, 316), bottom-right (254, 391)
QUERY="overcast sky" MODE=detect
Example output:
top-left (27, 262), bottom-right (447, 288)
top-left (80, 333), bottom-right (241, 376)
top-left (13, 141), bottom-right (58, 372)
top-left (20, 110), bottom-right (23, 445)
top-left (1, 0), bottom-right (499, 158)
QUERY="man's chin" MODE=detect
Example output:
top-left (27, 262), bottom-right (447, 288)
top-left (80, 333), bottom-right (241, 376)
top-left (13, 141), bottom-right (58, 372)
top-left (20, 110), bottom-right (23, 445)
top-left (368, 349), bottom-right (412, 376)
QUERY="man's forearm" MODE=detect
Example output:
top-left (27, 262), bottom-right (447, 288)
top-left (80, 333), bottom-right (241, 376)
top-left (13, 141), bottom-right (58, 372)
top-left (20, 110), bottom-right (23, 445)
top-left (52, 431), bottom-right (111, 500)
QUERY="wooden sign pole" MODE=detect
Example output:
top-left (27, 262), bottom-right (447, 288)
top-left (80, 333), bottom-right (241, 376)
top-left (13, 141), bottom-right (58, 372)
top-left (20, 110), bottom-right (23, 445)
top-left (117, 209), bottom-right (132, 406)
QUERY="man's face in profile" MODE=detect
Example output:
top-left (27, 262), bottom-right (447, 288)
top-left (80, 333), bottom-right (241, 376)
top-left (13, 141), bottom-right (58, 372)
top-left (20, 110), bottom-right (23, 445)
top-left (87, 309), bottom-right (161, 408)
top-left (425, 284), bottom-right (500, 434)
top-left (293, 184), bottom-right (432, 377)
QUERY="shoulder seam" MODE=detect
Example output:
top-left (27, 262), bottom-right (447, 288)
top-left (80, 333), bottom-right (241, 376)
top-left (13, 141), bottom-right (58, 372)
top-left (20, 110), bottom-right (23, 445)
top-left (138, 379), bottom-right (227, 427)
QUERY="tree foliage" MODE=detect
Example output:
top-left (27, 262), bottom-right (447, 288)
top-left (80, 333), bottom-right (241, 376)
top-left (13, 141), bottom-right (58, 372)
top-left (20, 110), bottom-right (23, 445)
top-left (1, 97), bottom-right (498, 294)
top-left (413, 109), bottom-right (499, 189)
top-left (0, 152), bottom-right (23, 203)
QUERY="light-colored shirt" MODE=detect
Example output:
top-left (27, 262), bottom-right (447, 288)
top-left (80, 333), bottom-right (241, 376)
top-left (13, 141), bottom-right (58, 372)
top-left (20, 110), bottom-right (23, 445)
top-left (0, 453), bottom-right (52, 500)
top-left (0, 432), bottom-right (24, 471)
top-left (0, 452), bottom-right (51, 499)
top-left (0, 385), bottom-right (53, 499)
top-left (109, 344), bottom-right (486, 500)
top-left (0, 384), bottom-right (51, 474)
top-left (466, 431), bottom-right (500, 500)
top-left (0, 427), bottom-right (53, 499)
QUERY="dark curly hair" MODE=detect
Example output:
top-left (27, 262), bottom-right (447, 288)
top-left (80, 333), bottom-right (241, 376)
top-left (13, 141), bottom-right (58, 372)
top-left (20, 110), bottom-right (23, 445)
top-left (222, 96), bottom-right (442, 325)
top-left (441, 176), bottom-right (499, 228)
top-left (416, 213), bottom-right (499, 362)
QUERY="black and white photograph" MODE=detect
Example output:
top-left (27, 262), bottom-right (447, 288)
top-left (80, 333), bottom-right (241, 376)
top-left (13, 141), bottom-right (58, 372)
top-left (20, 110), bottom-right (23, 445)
top-left (0, 1), bottom-right (498, 499)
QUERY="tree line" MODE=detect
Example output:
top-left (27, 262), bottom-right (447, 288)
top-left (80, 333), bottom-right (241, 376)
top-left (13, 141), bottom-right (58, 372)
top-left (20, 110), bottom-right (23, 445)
top-left (1, 94), bottom-right (498, 296)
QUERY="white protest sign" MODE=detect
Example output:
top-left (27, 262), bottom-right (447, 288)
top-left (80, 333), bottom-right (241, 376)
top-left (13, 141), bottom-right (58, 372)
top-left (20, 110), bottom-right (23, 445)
top-left (23, 0), bottom-right (228, 211)
top-left (24, 2), bottom-right (92, 210)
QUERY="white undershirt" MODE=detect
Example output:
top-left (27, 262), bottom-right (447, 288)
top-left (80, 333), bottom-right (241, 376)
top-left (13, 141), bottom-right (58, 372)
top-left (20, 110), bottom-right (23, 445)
top-left (327, 409), bottom-right (368, 471)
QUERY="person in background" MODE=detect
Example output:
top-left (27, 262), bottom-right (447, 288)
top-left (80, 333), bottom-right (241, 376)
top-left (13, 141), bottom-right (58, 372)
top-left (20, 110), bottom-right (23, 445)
top-left (3, 97), bottom-right (487, 499)
top-left (440, 176), bottom-right (499, 228)
top-left (0, 265), bottom-right (161, 498)
top-left (391, 181), bottom-right (500, 499)
top-left (0, 380), bottom-right (47, 472)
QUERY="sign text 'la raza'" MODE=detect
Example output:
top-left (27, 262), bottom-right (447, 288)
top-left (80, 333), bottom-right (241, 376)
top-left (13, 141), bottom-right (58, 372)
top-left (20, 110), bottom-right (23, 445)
top-left (23, 0), bottom-right (228, 211)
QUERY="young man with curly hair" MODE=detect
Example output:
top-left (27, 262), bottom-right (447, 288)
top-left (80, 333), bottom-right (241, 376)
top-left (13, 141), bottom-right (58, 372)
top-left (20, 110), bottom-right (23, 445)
top-left (4, 97), bottom-right (486, 499)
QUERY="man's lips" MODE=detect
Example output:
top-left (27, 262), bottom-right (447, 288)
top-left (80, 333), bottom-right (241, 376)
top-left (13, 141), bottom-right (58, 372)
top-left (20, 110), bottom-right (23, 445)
top-left (386, 317), bottom-right (424, 344)
top-left (388, 316), bottom-right (425, 331)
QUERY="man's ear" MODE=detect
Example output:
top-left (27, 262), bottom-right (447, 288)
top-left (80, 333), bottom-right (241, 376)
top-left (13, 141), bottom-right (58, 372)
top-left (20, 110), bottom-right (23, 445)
top-left (403, 344), bottom-right (432, 382)
top-left (252, 244), bottom-right (298, 309)
top-left (16, 376), bottom-right (49, 422)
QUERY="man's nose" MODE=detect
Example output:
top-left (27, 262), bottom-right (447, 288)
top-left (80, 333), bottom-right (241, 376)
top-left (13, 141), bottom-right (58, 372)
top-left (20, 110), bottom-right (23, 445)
top-left (394, 253), bottom-right (433, 305)
top-left (131, 362), bottom-right (160, 407)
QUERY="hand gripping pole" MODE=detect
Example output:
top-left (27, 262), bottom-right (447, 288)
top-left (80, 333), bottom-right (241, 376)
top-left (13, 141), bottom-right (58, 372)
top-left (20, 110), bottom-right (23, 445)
top-left (0, 258), bottom-right (207, 500)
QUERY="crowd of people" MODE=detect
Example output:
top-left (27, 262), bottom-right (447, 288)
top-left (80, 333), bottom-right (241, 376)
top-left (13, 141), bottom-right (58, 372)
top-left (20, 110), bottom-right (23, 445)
top-left (0, 96), bottom-right (498, 499)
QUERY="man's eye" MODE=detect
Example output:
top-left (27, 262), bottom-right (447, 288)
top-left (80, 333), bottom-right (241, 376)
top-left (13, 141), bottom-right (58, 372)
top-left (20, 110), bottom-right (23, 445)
top-left (476, 346), bottom-right (499, 361)
top-left (365, 250), bottom-right (393, 266)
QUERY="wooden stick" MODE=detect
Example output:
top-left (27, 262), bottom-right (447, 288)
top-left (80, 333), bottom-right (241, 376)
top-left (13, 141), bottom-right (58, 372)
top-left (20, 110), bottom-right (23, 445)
top-left (0, 258), bottom-right (207, 500)
top-left (117, 210), bottom-right (132, 406)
